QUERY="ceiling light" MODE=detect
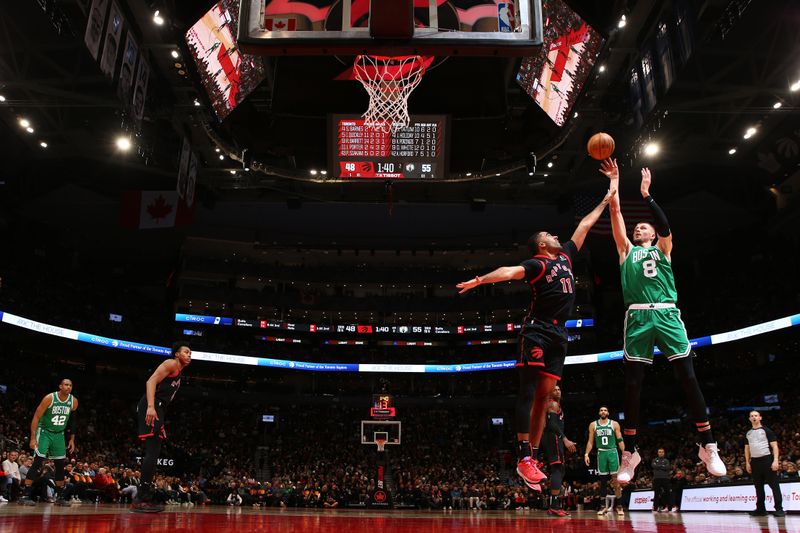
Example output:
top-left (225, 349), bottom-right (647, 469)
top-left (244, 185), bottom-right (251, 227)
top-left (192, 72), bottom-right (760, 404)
top-left (219, 154), bottom-right (224, 160)
top-left (194, 99), bottom-right (201, 106)
top-left (598, 65), bottom-right (606, 73)
top-left (310, 169), bottom-right (318, 175)
top-left (772, 102), bottom-right (782, 109)
top-left (495, 173), bottom-right (500, 176)
top-left (547, 162), bottom-right (553, 168)
top-left (153, 10), bottom-right (164, 25)
top-left (743, 127), bottom-right (757, 139)
top-left (39, 141), bottom-right (48, 148)
top-left (215, 147), bottom-right (220, 153)
top-left (320, 170), bottom-right (327, 175)
top-left (573, 112), bottom-right (579, 118)
top-left (528, 172), bottom-right (534, 176)
top-left (171, 50), bottom-right (180, 59)
top-left (19, 118), bottom-right (30, 128)
top-left (617, 15), bottom-right (627, 28)
top-left (643, 142), bottom-right (660, 156)
top-left (229, 170), bottom-right (236, 174)
top-left (791, 81), bottom-right (800, 92)
top-left (728, 148), bottom-right (737, 155)
top-left (116, 137), bottom-right (132, 151)
top-left (25, 126), bottom-right (34, 133)
top-left (0, 95), bottom-right (6, 102)
top-left (543, 173), bottom-right (549, 177)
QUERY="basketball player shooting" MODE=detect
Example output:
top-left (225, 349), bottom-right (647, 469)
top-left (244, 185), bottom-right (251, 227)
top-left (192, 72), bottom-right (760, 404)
top-left (456, 189), bottom-right (615, 490)
top-left (131, 342), bottom-right (191, 513)
top-left (600, 159), bottom-right (726, 483)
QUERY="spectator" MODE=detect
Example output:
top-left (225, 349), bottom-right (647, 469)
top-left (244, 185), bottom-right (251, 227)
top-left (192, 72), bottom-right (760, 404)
top-left (119, 468), bottom-right (139, 503)
top-left (2, 451), bottom-right (21, 502)
top-left (651, 448), bottom-right (671, 512)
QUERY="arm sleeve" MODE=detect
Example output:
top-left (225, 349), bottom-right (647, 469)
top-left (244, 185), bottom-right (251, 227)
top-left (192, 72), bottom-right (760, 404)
top-left (644, 196), bottom-right (671, 237)
top-left (519, 259), bottom-right (545, 283)
top-left (68, 412), bottom-right (76, 432)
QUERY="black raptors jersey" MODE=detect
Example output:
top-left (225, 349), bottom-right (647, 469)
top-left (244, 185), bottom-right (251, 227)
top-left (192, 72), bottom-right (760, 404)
top-left (140, 370), bottom-right (182, 406)
top-left (544, 407), bottom-right (565, 437)
top-left (520, 240), bottom-right (577, 323)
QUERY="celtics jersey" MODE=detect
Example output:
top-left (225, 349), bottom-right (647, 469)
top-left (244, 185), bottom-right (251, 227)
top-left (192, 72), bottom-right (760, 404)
top-left (620, 245), bottom-right (678, 306)
top-left (594, 419), bottom-right (616, 451)
top-left (39, 392), bottom-right (73, 433)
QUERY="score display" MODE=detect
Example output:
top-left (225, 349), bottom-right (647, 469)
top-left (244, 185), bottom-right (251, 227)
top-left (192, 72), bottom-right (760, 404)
top-left (329, 115), bottom-right (448, 179)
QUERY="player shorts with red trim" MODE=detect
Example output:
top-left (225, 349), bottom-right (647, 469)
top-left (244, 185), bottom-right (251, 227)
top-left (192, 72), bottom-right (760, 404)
top-left (137, 397), bottom-right (167, 440)
top-left (540, 432), bottom-right (565, 466)
top-left (517, 319), bottom-right (568, 380)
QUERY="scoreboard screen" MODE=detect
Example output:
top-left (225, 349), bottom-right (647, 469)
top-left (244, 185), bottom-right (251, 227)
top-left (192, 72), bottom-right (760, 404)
top-left (329, 114), bottom-right (448, 179)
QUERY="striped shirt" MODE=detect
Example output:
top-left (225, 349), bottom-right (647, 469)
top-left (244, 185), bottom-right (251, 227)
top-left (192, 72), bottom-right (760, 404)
top-left (745, 426), bottom-right (777, 458)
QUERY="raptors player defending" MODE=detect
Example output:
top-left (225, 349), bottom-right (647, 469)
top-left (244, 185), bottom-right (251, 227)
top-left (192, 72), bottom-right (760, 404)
top-left (458, 189), bottom-right (615, 490)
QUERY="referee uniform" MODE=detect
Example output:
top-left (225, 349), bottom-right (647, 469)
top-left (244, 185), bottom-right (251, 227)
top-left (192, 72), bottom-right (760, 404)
top-left (744, 424), bottom-right (783, 514)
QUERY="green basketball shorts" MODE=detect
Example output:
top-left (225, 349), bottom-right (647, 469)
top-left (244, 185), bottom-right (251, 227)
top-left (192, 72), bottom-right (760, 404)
top-left (597, 449), bottom-right (620, 475)
top-left (623, 304), bottom-right (691, 363)
top-left (35, 428), bottom-right (67, 460)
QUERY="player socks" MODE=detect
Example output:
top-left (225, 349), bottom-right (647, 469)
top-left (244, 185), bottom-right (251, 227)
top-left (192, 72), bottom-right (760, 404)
top-left (517, 440), bottom-right (531, 460)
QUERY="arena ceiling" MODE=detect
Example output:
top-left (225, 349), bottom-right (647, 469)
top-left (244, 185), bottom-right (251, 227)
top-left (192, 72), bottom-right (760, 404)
top-left (0, 0), bottom-right (798, 250)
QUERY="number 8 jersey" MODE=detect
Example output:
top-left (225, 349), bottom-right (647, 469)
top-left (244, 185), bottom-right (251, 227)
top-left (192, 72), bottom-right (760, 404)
top-left (620, 245), bottom-right (678, 306)
top-left (39, 392), bottom-right (73, 433)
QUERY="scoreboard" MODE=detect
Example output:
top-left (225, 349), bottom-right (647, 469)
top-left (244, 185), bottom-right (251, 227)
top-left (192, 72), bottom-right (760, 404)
top-left (329, 114), bottom-right (448, 179)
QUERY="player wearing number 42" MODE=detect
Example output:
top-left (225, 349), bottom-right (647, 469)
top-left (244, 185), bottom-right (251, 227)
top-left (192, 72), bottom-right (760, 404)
top-left (19, 379), bottom-right (79, 506)
top-left (599, 159), bottom-right (727, 484)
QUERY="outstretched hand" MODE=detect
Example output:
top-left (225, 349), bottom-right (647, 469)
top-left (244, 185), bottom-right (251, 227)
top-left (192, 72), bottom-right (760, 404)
top-left (599, 158), bottom-right (619, 180)
top-left (602, 187), bottom-right (618, 204)
top-left (640, 167), bottom-right (652, 198)
top-left (456, 277), bottom-right (480, 295)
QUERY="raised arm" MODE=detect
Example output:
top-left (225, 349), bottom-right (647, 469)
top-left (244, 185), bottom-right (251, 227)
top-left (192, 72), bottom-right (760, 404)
top-left (570, 187), bottom-right (617, 251)
top-left (640, 167), bottom-right (673, 258)
top-left (584, 421), bottom-right (595, 466)
top-left (599, 159), bottom-right (632, 262)
top-left (456, 265), bottom-right (525, 294)
top-left (30, 394), bottom-right (53, 450)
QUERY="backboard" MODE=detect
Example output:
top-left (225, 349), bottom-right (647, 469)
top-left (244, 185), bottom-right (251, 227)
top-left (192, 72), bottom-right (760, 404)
top-left (238, 0), bottom-right (543, 56)
top-left (361, 420), bottom-right (401, 449)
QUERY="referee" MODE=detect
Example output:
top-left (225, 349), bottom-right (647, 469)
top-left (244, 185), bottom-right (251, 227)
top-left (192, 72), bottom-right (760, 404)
top-left (744, 410), bottom-right (784, 517)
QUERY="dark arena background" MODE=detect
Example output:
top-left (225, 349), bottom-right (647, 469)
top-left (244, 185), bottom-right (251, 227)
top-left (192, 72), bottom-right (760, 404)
top-left (1, 0), bottom-right (799, 531)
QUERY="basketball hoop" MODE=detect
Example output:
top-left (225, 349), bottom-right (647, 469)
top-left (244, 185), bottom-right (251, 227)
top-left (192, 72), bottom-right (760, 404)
top-left (353, 55), bottom-right (427, 133)
top-left (375, 438), bottom-right (387, 452)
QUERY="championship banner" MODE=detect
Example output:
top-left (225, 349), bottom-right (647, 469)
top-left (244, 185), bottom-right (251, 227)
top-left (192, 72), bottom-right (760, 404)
top-left (84, 0), bottom-right (110, 61)
top-left (118, 31), bottom-right (139, 103)
top-left (132, 56), bottom-right (150, 121)
top-left (177, 137), bottom-right (191, 199)
top-left (99, 1), bottom-right (124, 79)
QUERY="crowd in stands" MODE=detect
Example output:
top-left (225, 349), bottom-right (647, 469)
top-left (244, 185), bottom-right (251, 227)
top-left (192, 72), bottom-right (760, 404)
top-left (2, 333), bottom-right (799, 510)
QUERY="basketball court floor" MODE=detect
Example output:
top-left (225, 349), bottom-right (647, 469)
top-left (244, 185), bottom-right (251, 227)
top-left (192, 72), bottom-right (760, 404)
top-left (0, 506), bottom-right (794, 532)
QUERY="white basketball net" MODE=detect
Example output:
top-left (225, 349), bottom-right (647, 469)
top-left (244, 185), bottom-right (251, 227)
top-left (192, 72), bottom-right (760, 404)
top-left (353, 55), bottom-right (426, 133)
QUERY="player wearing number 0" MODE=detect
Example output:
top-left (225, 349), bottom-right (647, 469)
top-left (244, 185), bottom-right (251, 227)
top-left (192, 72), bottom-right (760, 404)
top-left (457, 189), bottom-right (616, 490)
top-left (131, 342), bottom-right (191, 513)
top-left (600, 160), bottom-right (726, 483)
top-left (584, 406), bottom-right (625, 516)
top-left (19, 379), bottom-right (78, 506)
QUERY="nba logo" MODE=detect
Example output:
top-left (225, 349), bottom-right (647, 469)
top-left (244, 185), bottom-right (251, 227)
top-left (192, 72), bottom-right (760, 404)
top-left (498, 3), bottom-right (516, 33)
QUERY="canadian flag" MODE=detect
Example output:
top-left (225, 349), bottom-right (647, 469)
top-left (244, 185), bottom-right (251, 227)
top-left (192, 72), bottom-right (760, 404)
top-left (264, 17), bottom-right (296, 31)
top-left (120, 191), bottom-right (194, 229)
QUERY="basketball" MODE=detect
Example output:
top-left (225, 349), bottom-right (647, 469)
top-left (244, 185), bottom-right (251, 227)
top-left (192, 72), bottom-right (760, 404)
top-left (587, 132), bottom-right (615, 160)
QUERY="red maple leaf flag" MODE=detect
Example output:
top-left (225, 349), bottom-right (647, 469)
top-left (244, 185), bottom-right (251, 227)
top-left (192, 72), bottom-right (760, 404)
top-left (264, 17), bottom-right (296, 31)
top-left (120, 191), bottom-right (181, 229)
